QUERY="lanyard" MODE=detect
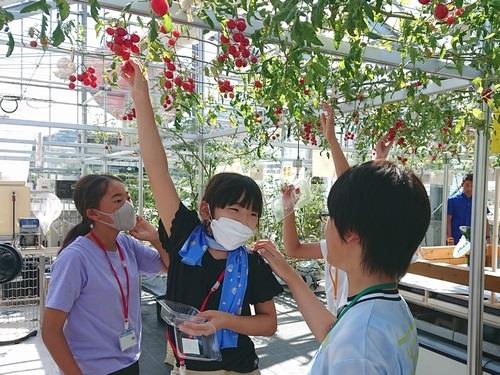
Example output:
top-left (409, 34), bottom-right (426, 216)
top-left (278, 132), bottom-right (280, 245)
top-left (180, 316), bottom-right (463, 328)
top-left (328, 266), bottom-right (338, 300)
top-left (199, 270), bottom-right (225, 312)
top-left (167, 269), bottom-right (225, 370)
top-left (335, 282), bottom-right (397, 326)
top-left (90, 232), bottom-right (130, 329)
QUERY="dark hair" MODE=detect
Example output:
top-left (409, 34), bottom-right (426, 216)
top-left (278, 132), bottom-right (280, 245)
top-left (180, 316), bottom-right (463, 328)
top-left (463, 173), bottom-right (473, 183)
top-left (327, 160), bottom-right (430, 279)
top-left (60, 174), bottom-right (122, 251)
top-left (202, 172), bottom-right (263, 218)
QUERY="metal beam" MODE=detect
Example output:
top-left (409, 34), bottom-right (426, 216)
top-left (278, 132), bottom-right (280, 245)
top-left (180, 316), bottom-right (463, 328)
top-left (0, 117), bottom-right (199, 140)
top-left (338, 78), bottom-right (472, 114)
top-left (0, 117), bottom-right (136, 134)
top-left (85, 0), bottom-right (481, 80)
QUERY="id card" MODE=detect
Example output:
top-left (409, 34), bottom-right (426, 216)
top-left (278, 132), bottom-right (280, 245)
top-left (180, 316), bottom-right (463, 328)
top-left (119, 328), bottom-right (137, 351)
top-left (181, 337), bottom-right (201, 355)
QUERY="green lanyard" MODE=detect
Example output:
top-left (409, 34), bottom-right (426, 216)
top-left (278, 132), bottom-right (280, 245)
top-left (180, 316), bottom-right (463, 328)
top-left (335, 282), bottom-right (398, 326)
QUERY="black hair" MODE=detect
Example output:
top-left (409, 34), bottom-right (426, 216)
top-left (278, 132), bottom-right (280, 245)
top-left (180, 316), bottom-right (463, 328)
top-left (327, 160), bottom-right (430, 279)
top-left (463, 173), bottom-right (473, 183)
top-left (60, 174), bottom-right (122, 251)
top-left (202, 172), bottom-right (263, 218)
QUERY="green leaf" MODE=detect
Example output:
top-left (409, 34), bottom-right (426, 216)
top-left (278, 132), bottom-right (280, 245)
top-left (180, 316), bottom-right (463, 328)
top-left (89, 0), bottom-right (101, 25)
top-left (137, 16), bottom-right (145, 28)
top-left (148, 20), bottom-right (158, 43)
top-left (472, 108), bottom-right (484, 120)
top-left (299, 22), bottom-right (323, 46)
top-left (363, 2), bottom-right (374, 22)
top-left (196, 112), bottom-right (204, 125)
top-left (6, 31), bottom-right (14, 57)
top-left (199, 9), bottom-right (215, 29)
top-left (430, 76), bottom-right (442, 86)
top-left (120, 1), bottom-right (134, 17)
top-left (0, 8), bottom-right (14, 30)
top-left (408, 46), bottom-right (418, 65)
top-left (366, 31), bottom-right (381, 40)
top-left (20, 1), bottom-right (45, 14)
top-left (311, 61), bottom-right (329, 76)
top-left (55, 0), bottom-right (69, 20)
top-left (455, 0), bottom-right (463, 7)
top-left (472, 77), bottom-right (482, 88)
top-left (311, 0), bottom-right (325, 28)
top-left (490, 0), bottom-right (500, 9)
top-left (40, 13), bottom-right (49, 48)
top-left (456, 59), bottom-right (464, 76)
top-left (95, 20), bottom-right (103, 35)
top-left (52, 22), bottom-right (65, 46)
top-left (273, 4), bottom-right (295, 24)
top-left (439, 45), bottom-right (446, 59)
top-left (162, 14), bottom-right (173, 33)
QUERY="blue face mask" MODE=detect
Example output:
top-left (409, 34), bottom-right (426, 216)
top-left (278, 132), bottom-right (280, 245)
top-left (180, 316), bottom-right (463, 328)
top-left (96, 201), bottom-right (136, 231)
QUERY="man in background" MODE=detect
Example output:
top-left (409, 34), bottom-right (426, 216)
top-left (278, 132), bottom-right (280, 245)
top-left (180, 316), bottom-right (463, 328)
top-left (447, 173), bottom-right (490, 245)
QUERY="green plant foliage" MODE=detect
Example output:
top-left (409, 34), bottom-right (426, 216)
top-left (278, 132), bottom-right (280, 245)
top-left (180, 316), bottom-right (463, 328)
top-left (3, 1), bottom-right (498, 164)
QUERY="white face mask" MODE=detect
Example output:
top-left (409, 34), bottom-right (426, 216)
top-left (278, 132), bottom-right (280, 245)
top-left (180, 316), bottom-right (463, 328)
top-left (210, 217), bottom-right (254, 251)
top-left (96, 201), bottom-right (137, 231)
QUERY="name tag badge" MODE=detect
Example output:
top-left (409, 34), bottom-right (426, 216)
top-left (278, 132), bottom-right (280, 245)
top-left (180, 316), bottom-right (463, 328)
top-left (119, 328), bottom-right (137, 352)
top-left (181, 337), bottom-right (201, 355)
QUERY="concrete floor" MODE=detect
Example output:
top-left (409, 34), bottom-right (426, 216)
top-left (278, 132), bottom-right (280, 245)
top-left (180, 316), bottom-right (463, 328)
top-left (0, 291), bottom-right (320, 374)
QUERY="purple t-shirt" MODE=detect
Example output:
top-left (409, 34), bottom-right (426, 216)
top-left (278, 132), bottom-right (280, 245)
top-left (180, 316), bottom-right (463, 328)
top-left (46, 234), bottom-right (162, 374)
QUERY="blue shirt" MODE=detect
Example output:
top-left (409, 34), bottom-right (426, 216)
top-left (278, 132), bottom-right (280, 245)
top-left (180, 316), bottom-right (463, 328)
top-left (447, 192), bottom-right (472, 244)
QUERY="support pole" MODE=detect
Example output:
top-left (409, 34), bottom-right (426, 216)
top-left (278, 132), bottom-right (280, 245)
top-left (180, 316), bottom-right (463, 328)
top-left (491, 167), bottom-right (500, 303)
top-left (196, 27), bottom-right (205, 201)
top-left (441, 160), bottom-right (450, 245)
top-left (467, 103), bottom-right (491, 374)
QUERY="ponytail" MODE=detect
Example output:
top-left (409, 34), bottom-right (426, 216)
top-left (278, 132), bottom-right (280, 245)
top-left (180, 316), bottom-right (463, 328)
top-left (59, 219), bottom-right (92, 254)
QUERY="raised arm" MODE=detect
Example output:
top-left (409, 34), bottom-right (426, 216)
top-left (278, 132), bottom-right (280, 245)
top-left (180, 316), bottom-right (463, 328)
top-left (321, 102), bottom-right (350, 177)
top-left (282, 185), bottom-right (322, 259)
top-left (122, 60), bottom-right (180, 236)
top-left (374, 132), bottom-right (394, 161)
top-left (252, 241), bottom-right (335, 342)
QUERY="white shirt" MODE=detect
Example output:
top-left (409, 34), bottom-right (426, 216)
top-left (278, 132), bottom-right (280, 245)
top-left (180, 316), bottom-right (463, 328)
top-left (307, 289), bottom-right (418, 375)
top-left (319, 240), bottom-right (348, 315)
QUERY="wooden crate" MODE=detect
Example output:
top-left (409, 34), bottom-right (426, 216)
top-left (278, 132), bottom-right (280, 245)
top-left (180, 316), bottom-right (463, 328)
top-left (418, 245), bottom-right (494, 266)
top-left (408, 260), bottom-right (500, 293)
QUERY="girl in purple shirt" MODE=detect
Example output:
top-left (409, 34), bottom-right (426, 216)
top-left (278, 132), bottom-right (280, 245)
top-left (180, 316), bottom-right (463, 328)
top-left (42, 174), bottom-right (169, 375)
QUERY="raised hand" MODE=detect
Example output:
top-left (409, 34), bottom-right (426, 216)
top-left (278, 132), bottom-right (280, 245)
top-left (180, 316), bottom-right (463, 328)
top-left (374, 132), bottom-right (394, 161)
top-left (281, 184), bottom-right (299, 213)
top-left (252, 240), bottom-right (295, 282)
top-left (120, 59), bottom-right (149, 98)
top-left (320, 102), bottom-right (336, 144)
top-left (129, 216), bottom-right (159, 244)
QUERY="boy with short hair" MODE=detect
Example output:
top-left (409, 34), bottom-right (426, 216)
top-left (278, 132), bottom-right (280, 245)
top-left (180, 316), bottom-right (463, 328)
top-left (254, 160), bottom-right (431, 374)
